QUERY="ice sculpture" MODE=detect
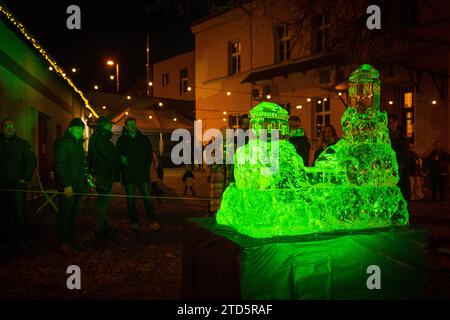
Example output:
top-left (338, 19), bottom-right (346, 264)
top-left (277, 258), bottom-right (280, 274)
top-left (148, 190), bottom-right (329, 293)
top-left (216, 64), bottom-right (409, 238)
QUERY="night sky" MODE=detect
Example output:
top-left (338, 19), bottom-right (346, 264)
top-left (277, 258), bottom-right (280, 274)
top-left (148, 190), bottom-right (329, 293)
top-left (1, 0), bottom-right (210, 92)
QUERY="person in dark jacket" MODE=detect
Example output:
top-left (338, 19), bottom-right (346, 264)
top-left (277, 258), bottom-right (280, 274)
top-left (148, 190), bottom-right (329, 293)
top-left (53, 118), bottom-right (89, 251)
top-left (0, 119), bottom-right (37, 246)
top-left (388, 114), bottom-right (411, 202)
top-left (288, 115), bottom-right (311, 166)
top-left (88, 117), bottom-right (122, 239)
top-left (116, 117), bottom-right (160, 231)
top-left (428, 141), bottom-right (450, 202)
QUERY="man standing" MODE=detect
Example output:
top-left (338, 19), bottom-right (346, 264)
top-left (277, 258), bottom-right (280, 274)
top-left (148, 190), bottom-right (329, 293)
top-left (288, 115), bottom-right (311, 166)
top-left (116, 117), bottom-right (160, 231)
top-left (0, 119), bottom-right (37, 247)
top-left (428, 141), bottom-right (449, 202)
top-left (88, 117), bottom-right (122, 239)
top-left (53, 118), bottom-right (88, 251)
top-left (388, 114), bottom-right (411, 201)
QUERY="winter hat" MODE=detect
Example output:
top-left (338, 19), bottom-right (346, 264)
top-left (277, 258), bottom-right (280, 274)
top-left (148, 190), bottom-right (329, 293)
top-left (68, 118), bottom-right (85, 128)
top-left (96, 116), bottom-right (112, 127)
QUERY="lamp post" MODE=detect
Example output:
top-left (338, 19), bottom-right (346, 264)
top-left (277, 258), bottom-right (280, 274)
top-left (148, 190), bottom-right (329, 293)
top-left (107, 60), bottom-right (120, 93)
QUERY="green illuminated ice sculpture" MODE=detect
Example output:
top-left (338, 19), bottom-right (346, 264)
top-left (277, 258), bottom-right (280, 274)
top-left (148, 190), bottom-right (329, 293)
top-left (216, 64), bottom-right (409, 238)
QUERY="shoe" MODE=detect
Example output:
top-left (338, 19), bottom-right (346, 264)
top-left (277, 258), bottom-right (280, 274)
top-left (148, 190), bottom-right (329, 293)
top-left (150, 221), bottom-right (161, 231)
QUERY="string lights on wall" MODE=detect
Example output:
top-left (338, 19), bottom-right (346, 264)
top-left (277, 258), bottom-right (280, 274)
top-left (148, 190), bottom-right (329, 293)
top-left (0, 5), bottom-right (98, 118)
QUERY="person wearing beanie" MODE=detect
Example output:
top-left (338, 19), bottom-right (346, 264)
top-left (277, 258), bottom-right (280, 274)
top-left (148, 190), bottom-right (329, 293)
top-left (88, 117), bottom-right (122, 240)
top-left (53, 117), bottom-right (89, 252)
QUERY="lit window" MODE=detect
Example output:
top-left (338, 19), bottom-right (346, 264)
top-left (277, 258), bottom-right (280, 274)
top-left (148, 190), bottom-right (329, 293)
top-left (314, 97), bottom-right (331, 138)
top-left (403, 91), bottom-right (414, 140)
top-left (404, 92), bottom-right (413, 108)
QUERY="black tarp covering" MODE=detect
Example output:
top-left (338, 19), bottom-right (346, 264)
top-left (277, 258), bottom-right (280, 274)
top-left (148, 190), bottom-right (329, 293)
top-left (182, 218), bottom-right (427, 299)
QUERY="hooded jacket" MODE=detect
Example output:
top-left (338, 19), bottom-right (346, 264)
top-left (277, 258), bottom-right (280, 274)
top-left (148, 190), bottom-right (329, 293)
top-left (116, 128), bottom-right (152, 184)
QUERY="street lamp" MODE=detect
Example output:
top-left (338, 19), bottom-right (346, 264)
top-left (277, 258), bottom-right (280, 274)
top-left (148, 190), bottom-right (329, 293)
top-left (106, 60), bottom-right (120, 93)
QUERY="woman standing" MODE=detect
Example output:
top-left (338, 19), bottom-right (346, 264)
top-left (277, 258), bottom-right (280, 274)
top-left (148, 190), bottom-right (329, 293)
top-left (314, 124), bottom-right (339, 163)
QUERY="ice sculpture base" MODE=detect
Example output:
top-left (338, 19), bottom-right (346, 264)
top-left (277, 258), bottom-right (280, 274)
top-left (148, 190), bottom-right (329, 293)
top-left (182, 218), bottom-right (427, 299)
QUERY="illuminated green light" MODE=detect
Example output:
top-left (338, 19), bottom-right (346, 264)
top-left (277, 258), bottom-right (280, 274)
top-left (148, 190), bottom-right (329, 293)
top-left (216, 64), bottom-right (409, 238)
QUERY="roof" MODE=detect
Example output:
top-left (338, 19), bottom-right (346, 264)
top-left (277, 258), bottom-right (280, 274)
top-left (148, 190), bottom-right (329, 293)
top-left (86, 92), bottom-right (194, 133)
top-left (241, 53), bottom-right (344, 84)
top-left (111, 109), bottom-right (193, 134)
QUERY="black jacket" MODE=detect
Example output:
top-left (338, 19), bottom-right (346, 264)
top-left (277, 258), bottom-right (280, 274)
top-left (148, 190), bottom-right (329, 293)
top-left (0, 134), bottom-right (37, 188)
top-left (428, 149), bottom-right (450, 175)
top-left (53, 130), bottom-right (89, 193)
top-left (289, 135), bottom-right (311, 166)
top-left (88, 127), bottom-right (122, 190)
top-left (116, 128), bottom-right (152, 184)
top-left (390, 129), bottom-right (410, 175)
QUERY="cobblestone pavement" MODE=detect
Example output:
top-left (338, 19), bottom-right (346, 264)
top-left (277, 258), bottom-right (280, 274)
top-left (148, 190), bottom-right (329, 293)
top-left (0, 168), bottom-right (449, 299)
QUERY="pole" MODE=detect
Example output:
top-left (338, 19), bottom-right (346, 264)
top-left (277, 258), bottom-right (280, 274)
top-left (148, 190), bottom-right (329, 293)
top-left (116, 63), bottom-right (120, 93)
top-left (146, 34), bottom-right (151, 97)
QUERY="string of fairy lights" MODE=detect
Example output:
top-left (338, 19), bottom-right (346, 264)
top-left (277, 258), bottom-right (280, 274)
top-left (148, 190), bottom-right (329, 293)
top-left (119, 76), bottom-right (443, 123)
top-left (0, 5), bottom-right (99, 118)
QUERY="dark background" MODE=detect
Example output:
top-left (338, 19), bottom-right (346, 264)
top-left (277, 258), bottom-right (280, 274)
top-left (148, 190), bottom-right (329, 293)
top-left (1, 0), bottom-right (210, 91)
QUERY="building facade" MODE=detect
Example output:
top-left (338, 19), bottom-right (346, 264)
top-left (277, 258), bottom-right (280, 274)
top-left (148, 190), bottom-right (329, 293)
top-left (152, 51), bottom-right (195, 102)
top-left (191, 0), bottom-right (450, 158)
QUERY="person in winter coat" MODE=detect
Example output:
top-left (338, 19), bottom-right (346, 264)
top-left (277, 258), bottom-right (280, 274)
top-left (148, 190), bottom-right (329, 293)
top-left (116, 117), bottom-right (160, 231)
top-left (388, 114), bottom-right (412, 202)
top-left (88, 117), bottom-right (122, 239)
top-left (53, 118), bottom-right (89, 251)
top-left (428, 140), bottom-right (450, 202)
top-left (288, 115), bottom-right (311, 166)
top-left (0, 119), bottom-right (37, 247)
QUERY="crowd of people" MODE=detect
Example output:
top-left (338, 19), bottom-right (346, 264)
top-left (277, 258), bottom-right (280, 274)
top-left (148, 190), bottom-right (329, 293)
top-left (0, 116), bottom-right (161, 252)
top-left (1, 113), bottom-right (450, 251)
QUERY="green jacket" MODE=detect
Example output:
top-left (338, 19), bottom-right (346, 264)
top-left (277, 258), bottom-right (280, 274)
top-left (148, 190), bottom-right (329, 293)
top-left (116, 128), bottom-right (152, 184)
top-left (88, 126), bottom-right (121, 190)
top-left (53, 130), bottom-right (88, 193)
top-left (0, 134), bottom-right (37, 188)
